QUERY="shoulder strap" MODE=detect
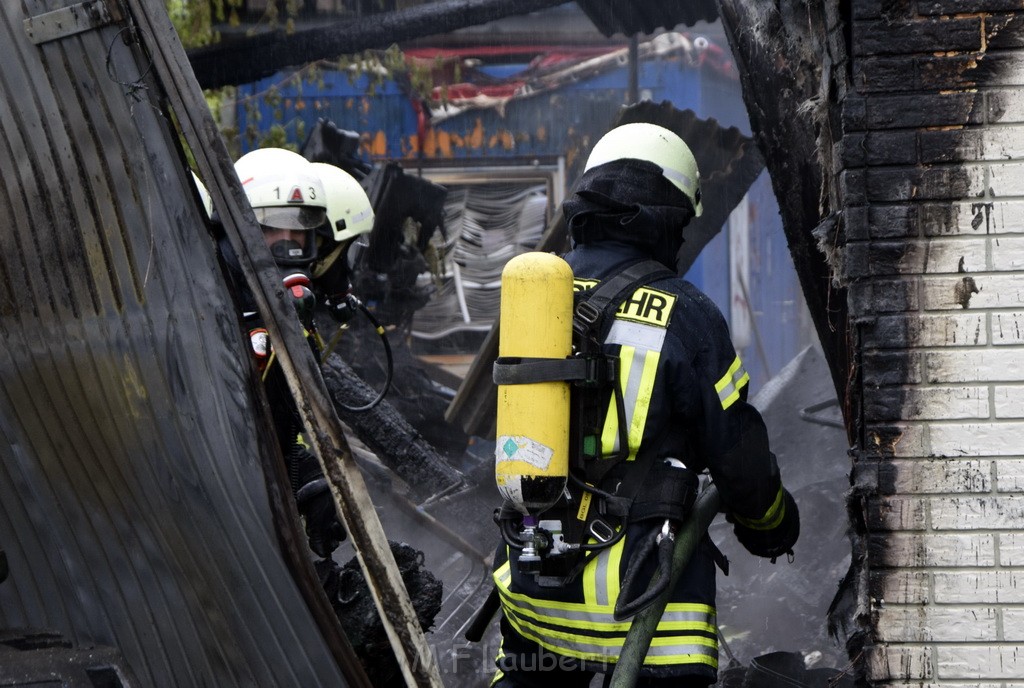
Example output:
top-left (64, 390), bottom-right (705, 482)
top-left (572, 260), bottom-right (675, 485)
top-left (573, 259), bottom-right (675, 343)
top-left (492, 259), bottom-right (674, 387)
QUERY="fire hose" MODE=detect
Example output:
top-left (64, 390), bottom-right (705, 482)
top-left (610, 484), bottom-right (721, 688)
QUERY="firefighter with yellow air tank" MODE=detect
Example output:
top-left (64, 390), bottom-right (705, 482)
top-left (489, 123), bottom-right (800, 687)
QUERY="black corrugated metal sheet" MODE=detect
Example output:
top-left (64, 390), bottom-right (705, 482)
top-left (0, 1), bottom-right (348, 685)
top-left (575, 0), bottom-right (719, 37)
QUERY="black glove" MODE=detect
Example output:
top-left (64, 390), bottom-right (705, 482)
top-left (296, 478), bottom-right (347, 558)
top-left (730, 489), bottom-right (799, 562)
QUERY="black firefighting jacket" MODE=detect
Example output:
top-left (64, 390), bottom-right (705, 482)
top-left (493, 241), bottom-right (795, 682)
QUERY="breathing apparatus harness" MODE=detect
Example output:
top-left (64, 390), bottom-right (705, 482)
top-left (493, 260), bottom-right (701, 611)
top-left (254, 271), bottom-right (394, 413)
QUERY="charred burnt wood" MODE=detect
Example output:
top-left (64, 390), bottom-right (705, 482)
top-left (717, 0), bottom-right (852, 427)
top-left (360, 163), bottom-right (449, 274)
top-left (302, 119), bottom-right (373, 179)
top-left (317, 542), bottom-right (443, 688)
top-left (188, 0), bottom-right (574, 90)
top-left (320, 354), bottom-right (466, 503)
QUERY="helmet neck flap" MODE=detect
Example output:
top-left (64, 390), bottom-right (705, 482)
top-left (563, 159), bottom-right (695, 269)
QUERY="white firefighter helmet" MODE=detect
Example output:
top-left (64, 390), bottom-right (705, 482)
top-left (310, 162), bottom-right (375, 243)
top-left (584, 122), bottom-right (703, 217)
top-left (234, 148), bottom-right (328, 268)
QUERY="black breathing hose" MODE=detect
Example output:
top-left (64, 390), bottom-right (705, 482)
top-left (332, 294), bottom-right (394, 413)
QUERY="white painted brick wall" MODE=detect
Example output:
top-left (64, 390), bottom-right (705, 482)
top-left (999, 610), bottom-right (1024, 640)
top-left (872, 570), bottom-right (929, 604)
top-left (937, 646), bottom-right (1024, 680)
top-left (865, 645), bottom-right (931, 682)
top-left (863, 179), bottom-right (1024, 686)
top-left (830, 11), bottom-right (1024, 688)
top-left (886, 459), bottom-right (991, 493)
top-left (923, 200), bottom-right (1024, 236)
top-left (925, 351), bottom-right (1024, 382)
top-left (994, 385), bottom-right (1024, 418)
top-left (921, 274), bottom-right (1024, 310)
top-left (872, 533), bottom-right (996, 568)
top-left (875, 606), bottom-right (999, 642)
top-left (932, 496), bottom-right (1024, 530)
top-left (933, 571), bottom-right (1024, 604)
top-left (901, 386), bottom-right (989, 420)
top-left (929, 422), bottom-right (1024, 457)
top-left (923, 238), bottom-right (986, 274)
top-left (870, 496), bottom-right (928, 530)
top-left (992, 312), bottom-right (1024, 344)
top-left (999, 532), bottom-right (1024, 566)
top-left (995, 459), bottom-right (1024, 491)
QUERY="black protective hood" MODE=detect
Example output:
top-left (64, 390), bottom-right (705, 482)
top-left (563, 158), bottom-right (695, 267)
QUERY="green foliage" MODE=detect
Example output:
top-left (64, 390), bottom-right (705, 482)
top-left (166, 0), bottom-right (244, 47)
top-left (166, 3), bottom-right (447, 151)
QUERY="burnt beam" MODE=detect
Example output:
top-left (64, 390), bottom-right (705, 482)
top-left (717, 0), bottom-right (852, 429)
top-left (188, 0), bottom-right (573, 90)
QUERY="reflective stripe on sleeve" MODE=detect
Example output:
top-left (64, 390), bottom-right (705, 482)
top-left (732, 485), bottom-right (786, 531)
top-left (714, 355), bottom-right (750, 410)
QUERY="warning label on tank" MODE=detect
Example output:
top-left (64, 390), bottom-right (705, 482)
top-left (496, 475), bottom-right (524, 505)
top-left (496, 435), bottom-right (554, 472)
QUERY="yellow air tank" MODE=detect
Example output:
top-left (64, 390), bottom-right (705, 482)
top-left (495, 252), bottom-right (574, 515)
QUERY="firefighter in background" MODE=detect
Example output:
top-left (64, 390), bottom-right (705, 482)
top-left (228, 147), bottom-right (347, 559)
top-left (491, 123), bottom-right (800, 687)
top-left (308, 162), bottom-right (375, 328)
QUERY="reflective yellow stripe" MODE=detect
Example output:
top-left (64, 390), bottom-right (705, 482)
top-left (601, 343), bottom-right (660, 461)
top-left (733, 485), bottom-right (786, 531)
top-left (583, 536), bottom-right (625, 607)
top-left (501, 608), bottom-right (718, 667)
top-left (627, 349), bottom-right (659, 457)
top-left (490, 637), bottom-right (505, 686)
top-left (714, 355), bottom-right (750, 410)
top-left (495, 559), bottom-right (512, 587)
top-left (601, 345), bottom-right (633, 456)
top-left (495, 545), bottom-right (717, 668)
top-left (496, 582), bottom-right (715, 633)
